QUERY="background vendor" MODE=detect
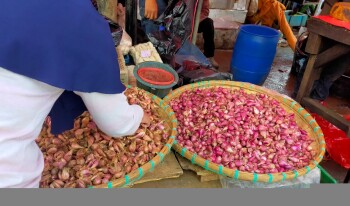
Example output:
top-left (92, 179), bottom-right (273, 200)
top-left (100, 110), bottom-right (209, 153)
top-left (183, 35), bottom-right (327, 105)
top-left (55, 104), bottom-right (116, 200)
top-left (139, 0), bottom-right (169, 34)
top-left (247, 0), bottom-right (297, 51)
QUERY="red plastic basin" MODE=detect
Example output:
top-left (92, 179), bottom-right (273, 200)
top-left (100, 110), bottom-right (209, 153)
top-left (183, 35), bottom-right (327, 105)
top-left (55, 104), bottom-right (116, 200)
top-left (137, 67), bottom-right (175, 86)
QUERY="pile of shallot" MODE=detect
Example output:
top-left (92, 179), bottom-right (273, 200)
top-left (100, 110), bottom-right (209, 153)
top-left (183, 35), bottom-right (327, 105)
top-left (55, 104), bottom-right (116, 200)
top-left (170, 87), bottom-right (316, 174)
top-left (37, 88), bottom-right (168, 188)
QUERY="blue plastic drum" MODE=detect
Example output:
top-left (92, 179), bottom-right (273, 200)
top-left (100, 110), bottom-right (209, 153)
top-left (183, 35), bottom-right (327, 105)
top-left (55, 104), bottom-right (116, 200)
top-left (230, 25), bottom-right (280, 85)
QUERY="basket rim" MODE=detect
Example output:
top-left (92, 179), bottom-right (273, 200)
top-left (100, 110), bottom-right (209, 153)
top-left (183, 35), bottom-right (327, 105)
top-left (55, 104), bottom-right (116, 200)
top-left (163, 80), bottom-right (326, 183)
top-left (91, 86), bottom-right (178, 188)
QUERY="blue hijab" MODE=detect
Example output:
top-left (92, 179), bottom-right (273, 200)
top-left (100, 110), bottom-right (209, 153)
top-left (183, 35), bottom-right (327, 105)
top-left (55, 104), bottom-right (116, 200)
top-left (0, 0), bottom-right (125, 134)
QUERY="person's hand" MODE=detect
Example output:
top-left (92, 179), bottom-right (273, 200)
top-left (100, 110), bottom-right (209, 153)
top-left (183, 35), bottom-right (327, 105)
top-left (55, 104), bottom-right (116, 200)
top-left (141, 112), bottom-right (151, 126)
top-left (145, 0), bottom-right (158, 20)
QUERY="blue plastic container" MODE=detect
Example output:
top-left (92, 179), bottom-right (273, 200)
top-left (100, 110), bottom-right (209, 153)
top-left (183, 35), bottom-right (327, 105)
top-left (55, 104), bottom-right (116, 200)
top-left (230, 25), bottom-right (280, 85)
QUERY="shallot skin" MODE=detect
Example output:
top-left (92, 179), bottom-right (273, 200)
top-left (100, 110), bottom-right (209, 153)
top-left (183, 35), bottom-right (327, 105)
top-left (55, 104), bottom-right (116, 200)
top-left (170, 87), bottom-right (314, 174)
top-left (38, 88), bottom-right (168, 188)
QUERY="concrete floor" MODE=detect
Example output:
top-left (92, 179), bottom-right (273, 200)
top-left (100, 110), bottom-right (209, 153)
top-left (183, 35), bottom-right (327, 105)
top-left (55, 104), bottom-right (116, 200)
top-left (214, 46), bottom-right (350, 183)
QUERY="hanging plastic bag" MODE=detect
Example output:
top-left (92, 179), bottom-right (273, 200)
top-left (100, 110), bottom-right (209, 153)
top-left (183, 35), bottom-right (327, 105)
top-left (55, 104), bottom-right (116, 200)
top-left (148, 0), bottom-right (196, 65)
top-left (311, 113), bottom-right (350, 169)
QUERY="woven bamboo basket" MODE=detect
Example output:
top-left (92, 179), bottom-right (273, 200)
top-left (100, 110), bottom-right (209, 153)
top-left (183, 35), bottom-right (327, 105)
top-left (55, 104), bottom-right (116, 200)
top-left (163, 80), bottom-right (326, 183)
top-left (82, 87), bottom-right (177, 188)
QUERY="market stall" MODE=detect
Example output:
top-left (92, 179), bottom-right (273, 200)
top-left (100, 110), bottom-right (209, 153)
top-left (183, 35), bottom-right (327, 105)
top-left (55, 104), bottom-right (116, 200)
top-left (38, 0), bottom-right (340, 188)
top-left (0, 0), bottom-right (342, 188)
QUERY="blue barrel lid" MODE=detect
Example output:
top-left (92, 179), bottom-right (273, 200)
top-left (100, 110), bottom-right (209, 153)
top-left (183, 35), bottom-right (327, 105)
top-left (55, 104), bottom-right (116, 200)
top-left (239, 24), bottom-right (280, 38)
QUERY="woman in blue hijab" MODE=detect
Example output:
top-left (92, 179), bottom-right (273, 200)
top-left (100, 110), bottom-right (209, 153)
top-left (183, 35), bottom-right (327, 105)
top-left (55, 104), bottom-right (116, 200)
top-left (0, 0), bottom-right (149, 188)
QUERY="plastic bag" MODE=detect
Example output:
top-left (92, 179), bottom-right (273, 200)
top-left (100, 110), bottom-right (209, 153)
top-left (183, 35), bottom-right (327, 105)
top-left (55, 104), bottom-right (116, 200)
top-left (148, 0), bottom-right (196, 65)
top-left (108, 20), bottom-right (123, 46)
top-left (311, 113), bottom-right (350, 169)
top-left (175, 40), bottom-right (210, 67)
top-left (129, 42), bottom-right (163, 65)
top-left (119, 29), bottom-right (132, 55)
top-left (174, 59), bottom-right (232, 89)
top-left (220, 167), bottom-right (321, 188)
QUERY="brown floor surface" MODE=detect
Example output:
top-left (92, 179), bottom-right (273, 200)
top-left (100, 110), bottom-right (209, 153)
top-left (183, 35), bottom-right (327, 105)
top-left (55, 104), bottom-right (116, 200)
top-left (213, 47), bottom-right (350, 183)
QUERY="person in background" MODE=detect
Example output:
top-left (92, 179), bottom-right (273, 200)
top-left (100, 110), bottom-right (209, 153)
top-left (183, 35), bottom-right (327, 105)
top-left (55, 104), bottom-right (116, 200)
top-left (247, 0), bottom-right (297, 51)
top-left (0, 0), bottom-right (149, 188)
top-left (139, 0), bottom-right (169, 34)
top-left (197, 0), bottom-right (219, 68)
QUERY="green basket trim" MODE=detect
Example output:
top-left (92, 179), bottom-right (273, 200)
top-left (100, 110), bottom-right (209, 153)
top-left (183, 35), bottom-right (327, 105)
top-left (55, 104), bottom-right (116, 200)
top-left (313, 160), bottom-right (318, 165)
top-left (304, 113), bottom-right (311, 118)
top-left (240, 83), bottom-right (244, 87)
top-left (138, 168), bottom-right (144, 179)
top-left (165, 143), bottom-right (172, 150)
top-left (173, 140), bottom-right (178, 144)
top-left (293, 170), bottom-right (299, 179)
top-left (283, 98), bottom-right (287, 103)
top-left (234, 170), bottom-right (240, 180)
top-left (152, 95), bottom-right (157, 100)
top-left (170, 135), bottom-right (176, 139)
top-left (158, 152), bottom-right (165, 161)
top-left (297, 107), bottom-right (304, 113)
top-left (318, 133), bottom-right (324, 137)
top-left (309, 119), bottom-right (316, 125)
top-left (321, 148), bottom-right (326, 151)
top-left (191, 83), bottom-right (194, 89)
top-left (319, 155), bottom-right (324, 159)
top-left (124, 175), bottom-right (130, 186)
top-left (253, 173), bottom-right (258, 183)
top-left (160, 100), bottom-right (164, 106)
top-left (268, 173), bottom-right (273, 183)
top-left (250, 85), bottom-right (253, 89)
top-left (197, 82), bottom-right (201, 87)
top-left (306, 166), bottom-right (311, 174)
top-left (164, 96), bottom-right (169, 100)
top-left (107, 181), bottom-right (113, 188)
top-left (172, 127), bottom-right (177, 131)
top-left (191, 153), bottom-right (197, 164)
top-left (314, 126), bottom-right (320, 132)
top-left (163, 105), bottom-right (169, 110)
top-left (88, 186), bottom-right (94, 188)
top-left (218, 165), bottom-right (223, 175)
top-left (127, 85), bottom-right (132, 88)
top-left (150, 160), bottom-right (155, 172)
top-left (320, 140), bottom-right (325, 144)
top-left (291, 101), bottom-right (297, 108)
top-left (282, 172), bottom-right (287, 182)
top-left (181, 148), bottom-right (187, 157)
top-left (172, 119), bottom-right (178, 123)
top-left (204, 160), bottom-right (209, 170)
top-left (168, 112), bottom-right (175, 117)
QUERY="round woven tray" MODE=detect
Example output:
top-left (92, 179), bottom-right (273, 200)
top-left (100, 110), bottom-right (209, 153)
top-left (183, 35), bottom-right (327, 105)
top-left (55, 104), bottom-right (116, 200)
top-left (42, 86), bottom-right (177, 188)
top-left (163, 80), bottom-right (326, 183)
top-left (82, 86), bottom-right (177, 188)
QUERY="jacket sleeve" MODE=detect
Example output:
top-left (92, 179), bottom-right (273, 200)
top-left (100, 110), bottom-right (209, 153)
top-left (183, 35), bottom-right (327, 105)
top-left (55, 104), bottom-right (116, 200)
top-left (74, 91), bottom-right (144, 137)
